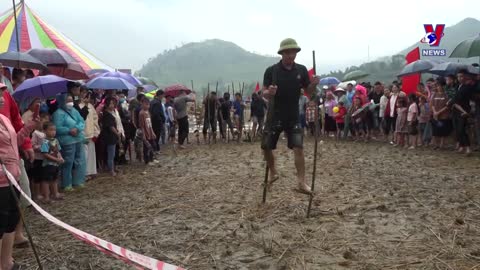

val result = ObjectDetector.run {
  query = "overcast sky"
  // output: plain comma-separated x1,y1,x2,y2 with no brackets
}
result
2,0,479,73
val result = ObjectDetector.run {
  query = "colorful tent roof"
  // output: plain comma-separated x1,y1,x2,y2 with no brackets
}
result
0,2,113,72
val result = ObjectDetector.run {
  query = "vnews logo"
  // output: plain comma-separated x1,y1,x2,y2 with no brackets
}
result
420,24,446,56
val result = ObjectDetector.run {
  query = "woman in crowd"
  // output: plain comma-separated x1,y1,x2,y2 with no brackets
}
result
384,83,403,144
395,97,408,147
52,93,86,191
0,84,36,270
100,97,120,176
431,77,452,149
323,91,337,137
79,89,100,180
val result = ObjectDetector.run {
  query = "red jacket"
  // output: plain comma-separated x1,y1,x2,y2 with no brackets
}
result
335,106,347,124
0,91,32,150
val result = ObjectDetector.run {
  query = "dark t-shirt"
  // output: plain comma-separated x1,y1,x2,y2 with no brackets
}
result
263,61,310,123
368,91,382,104
251,98,267,118
221,100,232,120
453,84,474,113
101,111,118,145
204,98,218,120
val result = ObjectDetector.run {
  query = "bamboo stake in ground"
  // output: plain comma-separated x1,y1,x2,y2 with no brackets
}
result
206,83,211,144
307,50,319,218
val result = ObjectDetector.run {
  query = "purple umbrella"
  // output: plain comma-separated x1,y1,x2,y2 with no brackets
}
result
99,71,142,86
12,75,68,102
86,77,136,90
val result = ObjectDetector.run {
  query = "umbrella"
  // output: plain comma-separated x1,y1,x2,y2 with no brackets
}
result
427,62,467,76
449,34,480,58
27,48,77,65
343,70,369,81
319,77,340,85
12,75,68,101
86,77,136,90
99,71,142,86
138,77,158,87
48,63,89,80
0,51,47,71
144,85,162,99
398,60,435,77
164,84,192,98
143,85,158,92
337,80,357,89
86,69,110,76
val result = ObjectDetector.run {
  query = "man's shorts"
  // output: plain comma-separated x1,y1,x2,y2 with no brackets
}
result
261,120,303,150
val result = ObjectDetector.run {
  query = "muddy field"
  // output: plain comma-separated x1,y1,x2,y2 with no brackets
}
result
15,137,480,270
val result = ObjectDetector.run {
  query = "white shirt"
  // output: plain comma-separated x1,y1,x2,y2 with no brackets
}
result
113,109,125,137
379,95,388,117
389,93,398,117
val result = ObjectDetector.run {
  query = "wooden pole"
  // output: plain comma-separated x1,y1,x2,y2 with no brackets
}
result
12,0,20,53
226,85,230,143
307,50,319,218
191,80,197,130
207,83,210,144
262,68,277,203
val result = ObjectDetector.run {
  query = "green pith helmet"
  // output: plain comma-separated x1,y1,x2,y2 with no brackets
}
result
277,38,301,54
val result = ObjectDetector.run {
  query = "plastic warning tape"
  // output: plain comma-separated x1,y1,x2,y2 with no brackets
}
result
2,164,184,270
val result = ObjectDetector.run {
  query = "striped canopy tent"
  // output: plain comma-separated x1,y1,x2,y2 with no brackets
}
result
0,1,113,72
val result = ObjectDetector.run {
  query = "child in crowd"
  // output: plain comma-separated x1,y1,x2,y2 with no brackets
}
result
334,101,347,139
233,93,245,142
138,99,156,164
395,98,408,147
306,101,317,136
30,113,49,201
40,122,64,203
350,97,366,141
407,94,419,149
417,96,431,146
134,129,144,163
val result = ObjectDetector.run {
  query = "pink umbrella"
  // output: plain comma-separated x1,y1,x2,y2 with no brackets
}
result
164,84,192,98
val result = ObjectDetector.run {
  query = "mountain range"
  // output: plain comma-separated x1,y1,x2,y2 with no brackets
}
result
139,18,480,94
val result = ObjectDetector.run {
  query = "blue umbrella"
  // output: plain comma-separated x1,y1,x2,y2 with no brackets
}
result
320,77,340,85
12,75,68,102
99,71,142,86
86,68,110,76
86,77,136,90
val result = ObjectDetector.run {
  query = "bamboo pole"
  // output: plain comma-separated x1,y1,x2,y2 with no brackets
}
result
307,50,319,218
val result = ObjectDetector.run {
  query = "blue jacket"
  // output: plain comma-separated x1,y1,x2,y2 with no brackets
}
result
52,94,85,146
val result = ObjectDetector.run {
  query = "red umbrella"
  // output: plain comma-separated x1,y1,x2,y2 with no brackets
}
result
48,63,89,80
164,84,192,97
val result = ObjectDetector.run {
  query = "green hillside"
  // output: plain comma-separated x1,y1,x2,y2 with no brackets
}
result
319,18,480,83
138,39,279,95
139,18,480,93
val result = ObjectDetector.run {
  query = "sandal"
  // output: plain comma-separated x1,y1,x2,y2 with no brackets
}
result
52,194,64,201
292,188,314,195
13,239,29,248
267,174,280,186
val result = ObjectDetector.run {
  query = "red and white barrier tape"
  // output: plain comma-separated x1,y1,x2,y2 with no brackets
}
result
2,164,184,270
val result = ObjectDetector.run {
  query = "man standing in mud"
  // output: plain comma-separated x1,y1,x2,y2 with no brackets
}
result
262,38,319,194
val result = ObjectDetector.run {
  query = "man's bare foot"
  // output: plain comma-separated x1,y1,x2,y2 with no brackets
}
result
293,182,313,195
267,174,279,186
